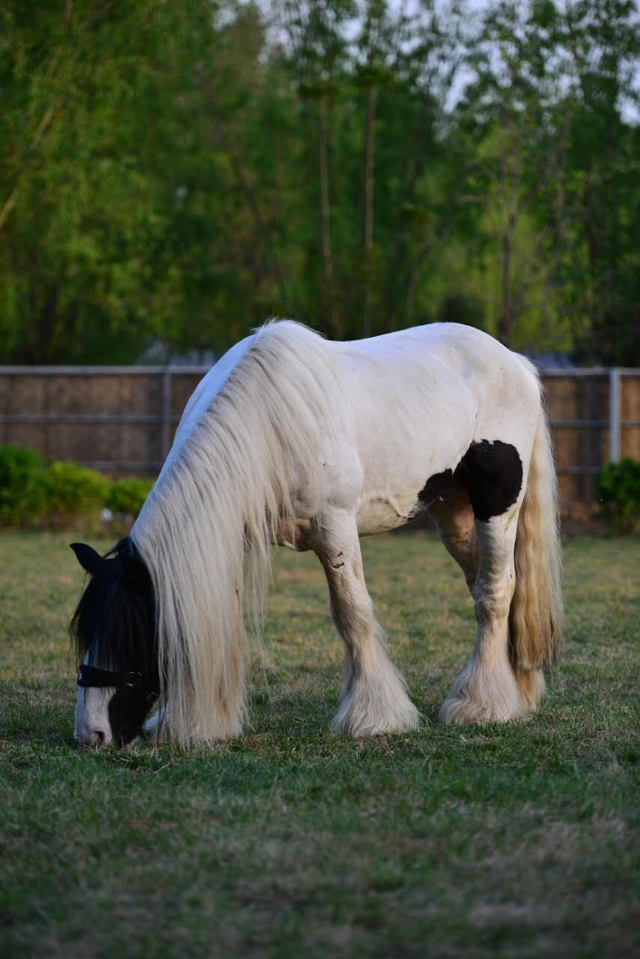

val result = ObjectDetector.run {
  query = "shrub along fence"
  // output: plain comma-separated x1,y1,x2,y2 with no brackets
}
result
0,443,153,529
0,365,639,511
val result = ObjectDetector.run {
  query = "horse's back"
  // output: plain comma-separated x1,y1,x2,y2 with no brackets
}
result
337,323,536,399
330,322,539,454
310,324,542,530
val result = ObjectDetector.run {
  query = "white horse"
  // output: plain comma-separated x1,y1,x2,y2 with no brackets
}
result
71,321,562,747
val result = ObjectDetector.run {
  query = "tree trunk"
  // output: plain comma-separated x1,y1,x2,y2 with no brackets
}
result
318,96,337,335
497,231,512,346
497,177,518,347
363,84,377,338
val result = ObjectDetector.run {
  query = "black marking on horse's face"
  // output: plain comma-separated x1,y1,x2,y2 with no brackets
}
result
418,440,523,522
108,687,158,746
70,536,159,744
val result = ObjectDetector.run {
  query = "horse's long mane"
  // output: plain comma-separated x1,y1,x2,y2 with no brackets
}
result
131,321,337,745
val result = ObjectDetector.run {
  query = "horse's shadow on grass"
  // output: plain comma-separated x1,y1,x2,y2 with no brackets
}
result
6,683,445,757
246,686,443,744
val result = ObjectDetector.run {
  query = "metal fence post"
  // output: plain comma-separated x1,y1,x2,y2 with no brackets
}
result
161,369,172,461
609,368,621,463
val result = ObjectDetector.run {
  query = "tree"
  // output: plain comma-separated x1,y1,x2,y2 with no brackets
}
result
454,0,639,359
556,0,640,363
0,0,637,363
0,1,197,361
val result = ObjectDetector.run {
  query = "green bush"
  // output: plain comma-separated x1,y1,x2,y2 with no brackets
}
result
596,459,640,533
0,444,48,526
0,444,143,527
42,460,111,521
106,478,153,517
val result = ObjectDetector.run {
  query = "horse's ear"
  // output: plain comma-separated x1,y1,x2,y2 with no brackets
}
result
70,543,105,576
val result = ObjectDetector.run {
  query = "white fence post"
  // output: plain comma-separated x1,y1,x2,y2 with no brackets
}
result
609,368,621,463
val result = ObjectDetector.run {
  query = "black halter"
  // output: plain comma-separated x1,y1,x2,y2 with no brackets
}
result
77,663,144,690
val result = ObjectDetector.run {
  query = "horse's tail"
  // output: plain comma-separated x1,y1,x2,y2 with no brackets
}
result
509,383,563,708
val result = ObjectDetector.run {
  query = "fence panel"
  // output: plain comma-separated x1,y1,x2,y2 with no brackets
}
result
0,365,638,509
620,371,640,461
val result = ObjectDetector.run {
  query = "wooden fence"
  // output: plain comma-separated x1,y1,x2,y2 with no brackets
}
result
0,365,638,509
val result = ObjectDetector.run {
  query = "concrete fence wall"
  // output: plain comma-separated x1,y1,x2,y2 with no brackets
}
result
0,366,639,508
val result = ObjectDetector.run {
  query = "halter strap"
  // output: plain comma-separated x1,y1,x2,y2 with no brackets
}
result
77,664,143,689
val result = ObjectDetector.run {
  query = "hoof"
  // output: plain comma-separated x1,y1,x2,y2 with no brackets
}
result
332,685,420,738
439,661,529,725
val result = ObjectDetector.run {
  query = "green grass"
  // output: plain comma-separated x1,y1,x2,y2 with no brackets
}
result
1,532,639,958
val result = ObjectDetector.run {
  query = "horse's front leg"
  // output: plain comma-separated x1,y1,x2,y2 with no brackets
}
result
314,508,420,737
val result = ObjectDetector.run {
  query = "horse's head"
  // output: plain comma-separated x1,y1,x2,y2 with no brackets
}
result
70,537,158,747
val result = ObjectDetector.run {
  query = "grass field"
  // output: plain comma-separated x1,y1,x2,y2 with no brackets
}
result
1,531,639,958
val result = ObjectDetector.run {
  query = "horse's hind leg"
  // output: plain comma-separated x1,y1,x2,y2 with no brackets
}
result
439,494,528,725
429,476,545,719
427,479,478,590
314,508,420,737
427,439,536,723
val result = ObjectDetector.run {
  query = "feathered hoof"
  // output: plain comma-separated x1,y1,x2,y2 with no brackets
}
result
332,686,420,738
439,668,530,726
439,696,523,725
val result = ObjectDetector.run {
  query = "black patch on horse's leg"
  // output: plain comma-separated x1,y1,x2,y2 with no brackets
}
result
417,440,523,523
417,468,454,509
456,440,523,522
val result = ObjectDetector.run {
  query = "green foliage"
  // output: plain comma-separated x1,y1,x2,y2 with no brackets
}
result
0,445,113,526
596,459,640,533
106,478,153,517
41,460,110,521
0,0,638,361
439,292,485,330
0,444,48,525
